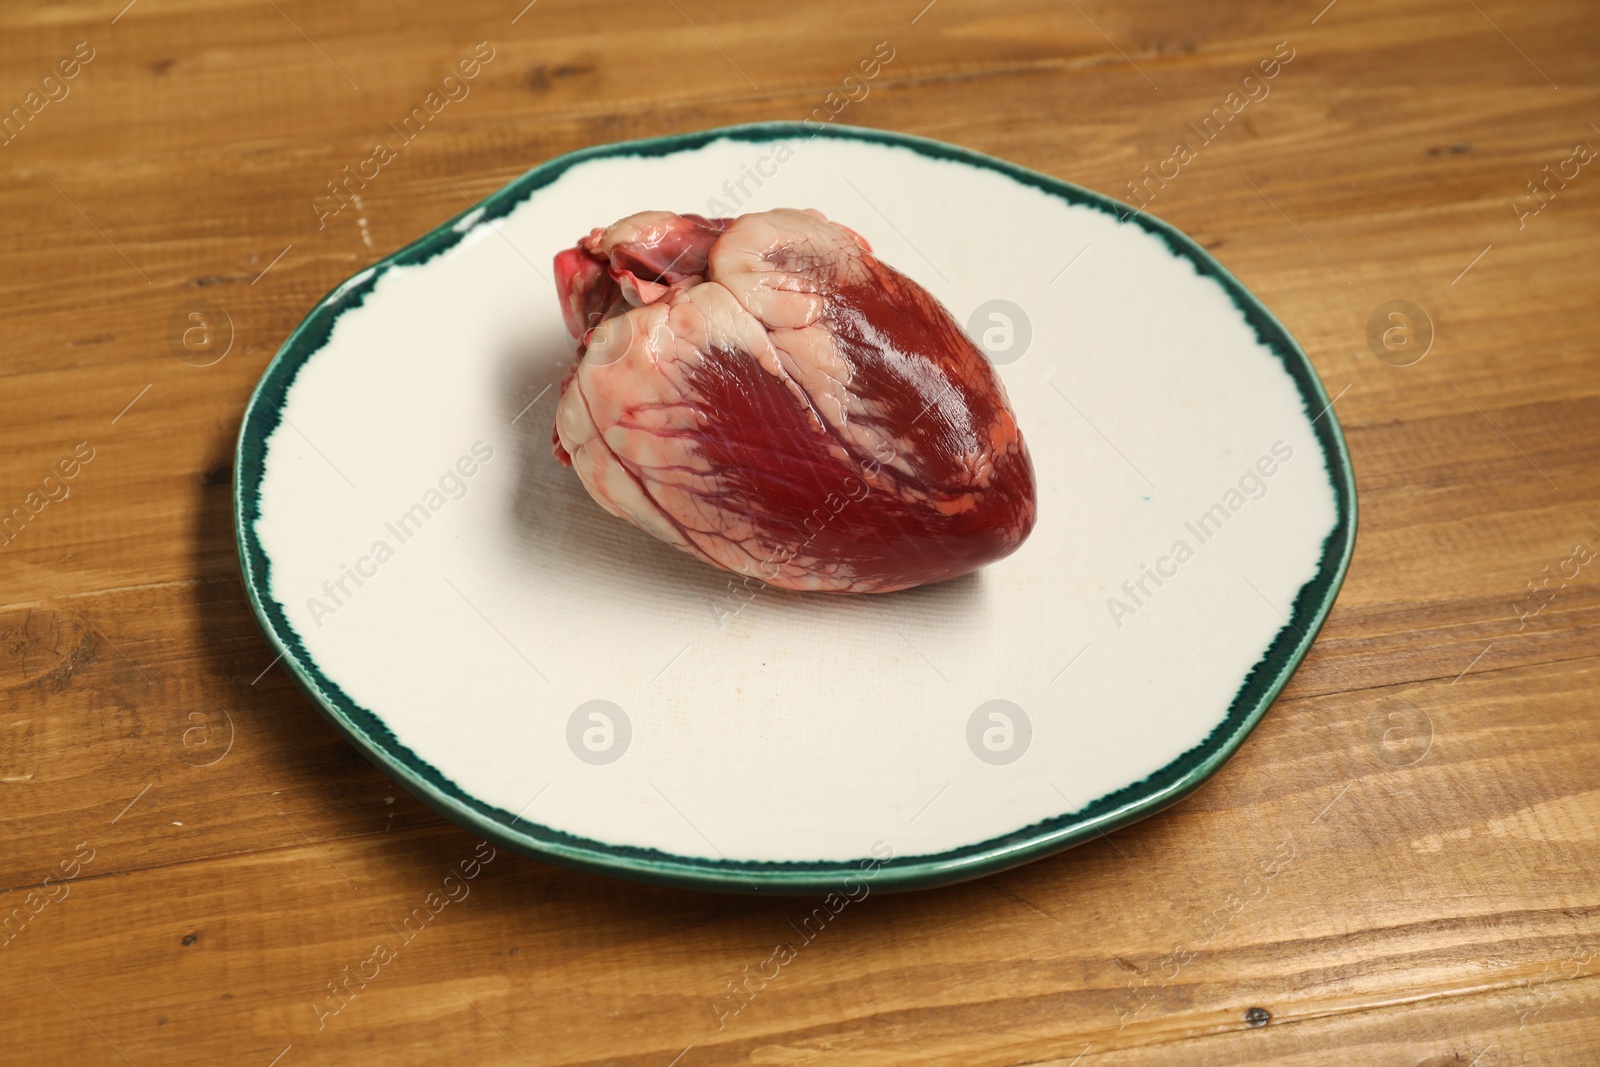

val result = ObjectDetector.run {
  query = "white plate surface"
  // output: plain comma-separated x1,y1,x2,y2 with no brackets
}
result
246,128,1346,882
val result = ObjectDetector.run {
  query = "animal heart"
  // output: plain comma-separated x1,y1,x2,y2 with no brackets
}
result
550,208,1036,594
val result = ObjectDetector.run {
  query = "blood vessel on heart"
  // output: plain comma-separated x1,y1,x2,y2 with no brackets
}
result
550,208,1036,594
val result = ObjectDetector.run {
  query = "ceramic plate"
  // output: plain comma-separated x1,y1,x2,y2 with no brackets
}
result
236,122,1355,893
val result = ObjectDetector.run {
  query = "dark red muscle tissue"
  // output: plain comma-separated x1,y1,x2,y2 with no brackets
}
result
549,208,1036,594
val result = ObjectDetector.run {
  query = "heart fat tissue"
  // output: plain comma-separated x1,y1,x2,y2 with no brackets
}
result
550,208,1037,594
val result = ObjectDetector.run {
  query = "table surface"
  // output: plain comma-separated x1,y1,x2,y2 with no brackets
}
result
4,0,1598,1064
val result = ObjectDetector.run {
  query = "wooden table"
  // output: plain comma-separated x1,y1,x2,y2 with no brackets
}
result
4,0,1598,1063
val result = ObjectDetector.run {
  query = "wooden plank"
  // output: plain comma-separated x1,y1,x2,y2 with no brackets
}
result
2,0,1598,1062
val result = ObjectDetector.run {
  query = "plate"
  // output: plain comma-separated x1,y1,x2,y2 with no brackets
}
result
235,122,1355,893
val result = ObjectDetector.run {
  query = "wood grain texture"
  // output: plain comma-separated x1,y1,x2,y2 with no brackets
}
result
2,0,1598,1063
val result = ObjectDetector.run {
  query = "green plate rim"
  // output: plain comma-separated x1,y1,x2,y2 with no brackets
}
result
233,120,1358,895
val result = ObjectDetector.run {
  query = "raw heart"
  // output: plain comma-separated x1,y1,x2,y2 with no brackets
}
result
551,207,1037,594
